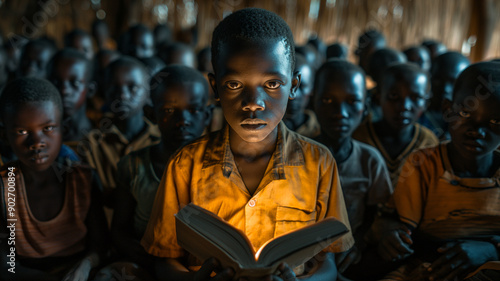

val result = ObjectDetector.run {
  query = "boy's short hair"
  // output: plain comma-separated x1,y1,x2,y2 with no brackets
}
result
380,63,430,93
104,56,148,86
356,29,386,53
150,65,208,104
48,48,93,80
430,51,470,76
314,59,366,102
64,28,91,47
211,8,295,72
0,77,62,122
452,61,500,100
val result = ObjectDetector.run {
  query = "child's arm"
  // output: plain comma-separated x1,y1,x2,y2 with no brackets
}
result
62,173,109,281
427,239,499,281
154,257,234,281
110,185,155,267
368,215,414,262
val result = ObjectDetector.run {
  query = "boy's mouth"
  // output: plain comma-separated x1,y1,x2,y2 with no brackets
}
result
30,153,49,164
240,118,267,130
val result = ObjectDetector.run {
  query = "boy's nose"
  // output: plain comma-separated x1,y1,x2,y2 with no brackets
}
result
28,133,47,150
401,97,413,111
175,110,192,127
242,88,265,111
119,86,131,100
331,102,349,119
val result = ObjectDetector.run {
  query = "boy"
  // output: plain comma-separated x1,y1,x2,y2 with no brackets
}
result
82,56,160,207
283,54,320,138
104,65,212,279
314,59,393,276
421,40,447,60
18,39,56,79
376,62,500,281
355,29,386,76
120,24,155,60
47,48,94,150
141,8,354,281
353,63,439,188
0,78,108,280
403,46,431,72
419,51,470,139
64,29,95,61
158,42,196,68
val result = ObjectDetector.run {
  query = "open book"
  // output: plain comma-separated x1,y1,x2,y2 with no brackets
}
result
175,203,349,279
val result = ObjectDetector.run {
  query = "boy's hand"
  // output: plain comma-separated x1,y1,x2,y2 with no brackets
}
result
194,258,234,281
377,224,413,262
335,245,362,273
263,262,297,281
62,258,92,281
427,240,499,281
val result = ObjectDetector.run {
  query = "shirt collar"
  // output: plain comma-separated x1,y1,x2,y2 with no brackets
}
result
202,122,305,179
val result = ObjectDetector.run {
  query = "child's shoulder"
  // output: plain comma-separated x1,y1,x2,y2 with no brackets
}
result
351,139,386,163
170,130,218,163
415,123,440,147
283,126,334,162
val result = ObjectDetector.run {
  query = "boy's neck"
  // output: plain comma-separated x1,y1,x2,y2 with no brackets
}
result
324,135,353,164
229,127,278,160
20,163,58,185
284,113,306,131
376,119,414,143
63,106,92,141
114,112,145,141
447,143,498,178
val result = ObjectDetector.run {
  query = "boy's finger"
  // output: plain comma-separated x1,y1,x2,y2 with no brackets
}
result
278,263,296,281
196,258,219,279
428,249,459,274
397,229,413,245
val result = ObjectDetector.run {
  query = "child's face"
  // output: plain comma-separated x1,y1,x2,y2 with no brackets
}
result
131,32,154,59
285,62,313,119
49,57,88,118
446,85,500,160
210,39,299,143
20,45,52,78
105,65,148,117
406,48,430,72
72,35,94,60
154,81,209,148
4,101,62,172
381,72,428,130
315,70,366,141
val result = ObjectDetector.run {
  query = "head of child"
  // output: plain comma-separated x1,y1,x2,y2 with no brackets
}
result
47,48,92,119
209,8,299,144
314,59,366,146
368,48,407,86
284,54,313,127
19,39,56,78
159,42,195,68
326,43,348,60
0,78,63,172
444,62,500,161
92,19,110,49
127,24,155,59
429,51,470,112
104,56,149,120
403,46,431,72
149,65,211,149
379,63,430,132
64,29,94,61
355,29,386,73
421,40,447,60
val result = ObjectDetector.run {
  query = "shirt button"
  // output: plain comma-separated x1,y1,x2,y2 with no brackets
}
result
248,199,256,207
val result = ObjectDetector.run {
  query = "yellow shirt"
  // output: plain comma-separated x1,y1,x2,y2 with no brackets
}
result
141,123,354,258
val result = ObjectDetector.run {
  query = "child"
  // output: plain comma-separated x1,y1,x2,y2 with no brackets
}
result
421,39,447,60
353,63,439,189
0,77,108,280
355,29,386,75
18,39,56,79
158,42,195,68
92,19,116,51
314,59,393,276
64,29,95,61
47,48,94,150
283,53,321,138
120,24,155,60
141,8,354,281
419,51,470,139
376,61,500,281
327,43,349,60
82,56,160,207
403,46,431,72
103,65,212,280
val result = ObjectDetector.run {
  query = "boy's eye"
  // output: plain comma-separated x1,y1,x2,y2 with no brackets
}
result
43,126,55,132
164,108,175,114
490,119,500,125
190,107,203,114
265,81,282,89
458,110,471,118
17,130,28,135
322,98,333,104
129,85,140,92
71,80,82,88
225,81,242,90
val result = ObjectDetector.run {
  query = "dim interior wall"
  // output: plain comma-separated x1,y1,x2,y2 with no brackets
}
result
0,0,499,62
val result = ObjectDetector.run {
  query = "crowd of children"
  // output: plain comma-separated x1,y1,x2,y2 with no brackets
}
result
0,7,499,281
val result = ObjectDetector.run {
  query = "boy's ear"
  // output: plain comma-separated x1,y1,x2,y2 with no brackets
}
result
289,71,301,100
208,73,219,101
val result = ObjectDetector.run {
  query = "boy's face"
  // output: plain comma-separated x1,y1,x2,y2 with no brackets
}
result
210,39,299,143
20,46,52,78
315,70,366,141
446,84,500,160
4,101,62,172
48,57,88,118
72,35,94,60
106,65,148,118
406,48,430,72
131,32,154,59
381,72,428,131
153,81,209,148
285,62,313,119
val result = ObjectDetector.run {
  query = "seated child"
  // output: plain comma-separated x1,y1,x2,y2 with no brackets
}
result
120,24,155,59
64,29,95,61
0,77,108,280
327,43,349,60
419,51,470,139
283,53,320,138
47,48,94,151
376,61,500,281
353,63,439,188
403,45,431,72
421,39,447,60
141,8,354,281
314,59,393,276
82,56,160,207
355,29,386,75
18,38,56,79
101,65,212,280
158,42,195,68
